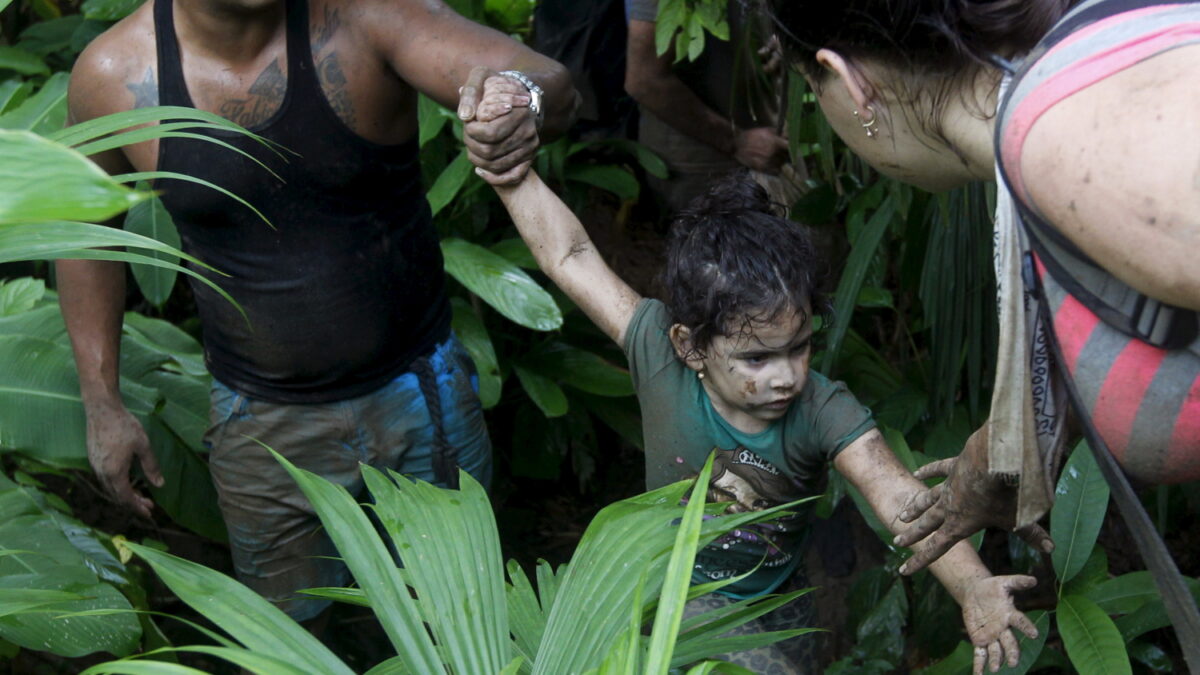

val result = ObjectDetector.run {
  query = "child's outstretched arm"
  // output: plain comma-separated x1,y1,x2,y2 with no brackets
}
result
482,169,643,346
834,429,1038,675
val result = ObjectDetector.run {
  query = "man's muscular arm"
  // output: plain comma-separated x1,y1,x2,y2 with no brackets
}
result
59,19,163,519
360,0,578,181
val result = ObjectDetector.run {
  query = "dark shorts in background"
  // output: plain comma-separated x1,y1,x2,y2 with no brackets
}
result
203,334,492,621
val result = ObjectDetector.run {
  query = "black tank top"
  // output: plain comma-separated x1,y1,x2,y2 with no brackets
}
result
154,0,450,403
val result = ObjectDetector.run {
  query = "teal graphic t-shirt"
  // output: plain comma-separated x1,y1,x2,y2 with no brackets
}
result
624,299,875,597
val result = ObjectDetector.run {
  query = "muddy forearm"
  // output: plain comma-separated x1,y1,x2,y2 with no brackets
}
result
57,258,127,408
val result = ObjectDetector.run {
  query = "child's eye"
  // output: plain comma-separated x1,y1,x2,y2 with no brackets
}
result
742,354,767,365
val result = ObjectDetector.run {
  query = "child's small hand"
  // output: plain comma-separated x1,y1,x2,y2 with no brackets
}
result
961,574,1039,674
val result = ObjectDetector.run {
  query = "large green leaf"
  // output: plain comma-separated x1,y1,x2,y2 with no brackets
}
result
531,480,796,674
366,467,512,675
1086,572,1161,615
441,237,562,331
0,334,156,463
125,542,354,674
450,296,501,409
81,0,147,21
124,193,180,307
489,237,538,270
0,78,34,114
572,139,667,180
515,365,568,418
0,516,140,657
122,312,207,377
427,149,474,217
1057,594,1131,675
0,46,49,75
821,190,895,373
0,71,68,133
644,454,715,673
1051,441,1110,584
564,164,639,201
270,453,443,673
0,277,46,316
1113,575,1200,642
0,130,147,224
523,342,634,397
417,94,452,148
0,305,221,540
506,559,547,664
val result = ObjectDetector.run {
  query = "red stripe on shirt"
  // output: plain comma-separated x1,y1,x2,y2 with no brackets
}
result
1091,340,1167,462
1167,377,1200,483
1051,290,1100,376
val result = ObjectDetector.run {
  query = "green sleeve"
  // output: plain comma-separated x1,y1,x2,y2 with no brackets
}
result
818,379,876,461
622,298,676,391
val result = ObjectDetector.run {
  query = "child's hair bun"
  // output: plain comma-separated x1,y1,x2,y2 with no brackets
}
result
673,173,781,232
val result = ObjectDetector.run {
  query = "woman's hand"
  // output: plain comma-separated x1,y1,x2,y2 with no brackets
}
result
893,425,1054,575
961,575,1039,674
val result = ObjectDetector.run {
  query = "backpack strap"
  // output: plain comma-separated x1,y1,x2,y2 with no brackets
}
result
1025,253,1200,672
1017,203,1198,349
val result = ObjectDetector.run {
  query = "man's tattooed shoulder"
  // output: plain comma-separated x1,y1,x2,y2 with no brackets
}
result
126,67,158,108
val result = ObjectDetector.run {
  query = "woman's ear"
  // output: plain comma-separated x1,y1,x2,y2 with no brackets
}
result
668,324,704,373
815,48,875,113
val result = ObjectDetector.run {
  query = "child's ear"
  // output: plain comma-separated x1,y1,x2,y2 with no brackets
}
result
668,324,704,373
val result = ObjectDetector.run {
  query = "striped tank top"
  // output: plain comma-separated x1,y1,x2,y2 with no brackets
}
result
996,0,1200,484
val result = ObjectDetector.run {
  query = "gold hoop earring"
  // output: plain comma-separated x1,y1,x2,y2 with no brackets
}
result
853,106,878,138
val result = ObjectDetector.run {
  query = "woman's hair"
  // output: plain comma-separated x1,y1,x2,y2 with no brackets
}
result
768,0,1072,77
664,173,826,357
765,0,1074,136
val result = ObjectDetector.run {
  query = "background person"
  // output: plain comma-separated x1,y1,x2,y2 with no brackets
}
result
624,0,801,214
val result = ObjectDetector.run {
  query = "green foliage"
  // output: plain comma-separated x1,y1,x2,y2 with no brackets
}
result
0,280,223,540
441,237,563,332
654,0,730,62
1051,442,1111,585
0,471,143,659
85,452,813,674
1057,595,1132,675
123,191,180,309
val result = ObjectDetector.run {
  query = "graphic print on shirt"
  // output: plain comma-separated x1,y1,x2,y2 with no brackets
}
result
692,446,807,585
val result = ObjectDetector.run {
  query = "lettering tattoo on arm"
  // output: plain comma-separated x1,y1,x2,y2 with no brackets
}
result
126,68,159,108
218,59,287,128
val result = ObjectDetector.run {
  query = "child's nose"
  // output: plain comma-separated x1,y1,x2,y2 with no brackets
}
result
770,365,796,390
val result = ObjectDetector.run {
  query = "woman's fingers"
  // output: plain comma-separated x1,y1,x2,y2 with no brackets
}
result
1016,521,1056,554
913,456,956,480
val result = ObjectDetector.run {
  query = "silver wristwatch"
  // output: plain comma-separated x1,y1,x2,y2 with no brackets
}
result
498,70,544,130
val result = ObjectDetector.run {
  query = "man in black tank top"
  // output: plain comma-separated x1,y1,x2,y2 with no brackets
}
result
58,0,577,623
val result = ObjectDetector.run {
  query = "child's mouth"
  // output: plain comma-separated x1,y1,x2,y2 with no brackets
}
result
763,398,793,410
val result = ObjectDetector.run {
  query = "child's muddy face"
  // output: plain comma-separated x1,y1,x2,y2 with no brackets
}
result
697,307,812,434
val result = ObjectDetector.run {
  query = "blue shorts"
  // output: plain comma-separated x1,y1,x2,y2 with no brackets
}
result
203,334,492,621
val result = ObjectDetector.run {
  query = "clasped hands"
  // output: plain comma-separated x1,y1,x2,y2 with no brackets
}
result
457,66,539,185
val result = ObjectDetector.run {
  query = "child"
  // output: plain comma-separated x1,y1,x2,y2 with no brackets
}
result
471,87,1036,675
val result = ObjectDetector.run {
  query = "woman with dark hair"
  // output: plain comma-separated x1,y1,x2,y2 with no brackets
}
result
767,0,1200,580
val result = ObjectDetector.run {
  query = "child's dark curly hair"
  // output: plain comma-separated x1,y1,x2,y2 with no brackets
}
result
663,172,827,358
